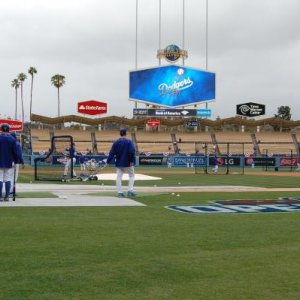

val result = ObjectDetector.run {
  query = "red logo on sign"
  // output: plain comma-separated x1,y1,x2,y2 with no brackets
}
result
77,100,107,115
147,119,160,127
0,119,23,131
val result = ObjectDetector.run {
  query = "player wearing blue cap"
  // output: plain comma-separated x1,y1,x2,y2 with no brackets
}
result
0,124,18,201
106,129,137,197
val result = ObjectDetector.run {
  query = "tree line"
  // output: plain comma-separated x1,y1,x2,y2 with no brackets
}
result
11,68,65,123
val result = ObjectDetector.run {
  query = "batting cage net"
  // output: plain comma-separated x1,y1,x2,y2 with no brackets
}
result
194,142,245,175
34,135,75,181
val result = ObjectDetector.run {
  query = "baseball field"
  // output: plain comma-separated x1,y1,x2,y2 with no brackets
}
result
1,166,300,299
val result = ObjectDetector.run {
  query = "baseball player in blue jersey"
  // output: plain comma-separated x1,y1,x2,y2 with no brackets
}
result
63,142,77,177
0,124,18,201
106,129,136,197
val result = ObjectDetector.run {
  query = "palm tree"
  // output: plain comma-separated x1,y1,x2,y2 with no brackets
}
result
51,74,66,117
11,78,20,120
18,73,27,123
28,66,37,120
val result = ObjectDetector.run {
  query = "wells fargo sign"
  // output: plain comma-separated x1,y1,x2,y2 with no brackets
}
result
0,119,23,131
77,100,107,115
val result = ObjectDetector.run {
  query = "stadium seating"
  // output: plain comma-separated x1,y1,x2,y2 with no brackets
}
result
31,129,299,155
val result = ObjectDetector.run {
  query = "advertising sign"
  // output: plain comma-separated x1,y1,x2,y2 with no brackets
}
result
139,156,166,165
0,119,23,131
245,157,275,166
173,156,207,167
187,120,198,127
133,108,212,117
236,102,265,117
129,65,215,107
147,119,161,127
77,100,107,115
157,44,188,63
196,109,211,117
280,157,300,167
209,156,240,166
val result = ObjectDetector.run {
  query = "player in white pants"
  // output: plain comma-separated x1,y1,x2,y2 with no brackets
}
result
63,142,77,177
116,166,135,195
64,157,76,176
106,129,136,197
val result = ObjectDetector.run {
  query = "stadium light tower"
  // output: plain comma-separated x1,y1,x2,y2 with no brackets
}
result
182,0,185,66
159,0,162,66
206,0,209,71
205,0,209,109
135,0,139,109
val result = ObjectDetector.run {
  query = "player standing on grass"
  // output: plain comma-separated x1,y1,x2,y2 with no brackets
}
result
0,124,18,201
106,129,137,197
63,142,77,177
212,155,219,174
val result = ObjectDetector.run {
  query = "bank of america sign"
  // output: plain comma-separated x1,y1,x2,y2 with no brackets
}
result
133,108,211,117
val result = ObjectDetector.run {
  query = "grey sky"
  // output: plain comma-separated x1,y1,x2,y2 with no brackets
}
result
1,0,299,121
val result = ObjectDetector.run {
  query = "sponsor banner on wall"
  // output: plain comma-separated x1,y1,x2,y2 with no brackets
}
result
280,157,300,167
139,156,166,165
245,157,276,166
173,156,207,167
209,156,240,166
34,155,109,166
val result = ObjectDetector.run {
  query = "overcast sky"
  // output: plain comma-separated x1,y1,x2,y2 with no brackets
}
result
1,0,299,121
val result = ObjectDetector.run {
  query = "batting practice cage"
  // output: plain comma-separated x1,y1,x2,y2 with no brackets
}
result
34,135,75,181
194,142,245,175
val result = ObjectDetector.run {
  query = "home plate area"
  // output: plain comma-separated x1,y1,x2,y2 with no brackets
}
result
1,194,146,207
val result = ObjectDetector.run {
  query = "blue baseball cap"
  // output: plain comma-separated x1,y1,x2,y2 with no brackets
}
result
120,129,127,136
1,123,10,132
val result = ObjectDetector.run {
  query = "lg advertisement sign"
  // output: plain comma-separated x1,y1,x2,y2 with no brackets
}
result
236,102,265,117
77,100,107,115
129,65,215,107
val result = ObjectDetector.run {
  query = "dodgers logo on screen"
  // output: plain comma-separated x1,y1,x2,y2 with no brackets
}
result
158,69,193,96
129,65,215,108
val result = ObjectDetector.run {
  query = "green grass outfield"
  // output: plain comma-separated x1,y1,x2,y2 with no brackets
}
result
19,165,300,188
1,169,300,299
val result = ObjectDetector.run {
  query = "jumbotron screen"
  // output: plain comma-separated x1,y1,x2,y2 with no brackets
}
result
129,65,215,107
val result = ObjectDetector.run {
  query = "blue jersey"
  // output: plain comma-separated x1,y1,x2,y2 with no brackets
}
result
16,142,24,164
66,146,77,159
0,134,18,168
107,137,135,167
79,155,85,164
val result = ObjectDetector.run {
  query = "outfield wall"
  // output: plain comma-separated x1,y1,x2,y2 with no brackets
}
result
31,153,300,170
